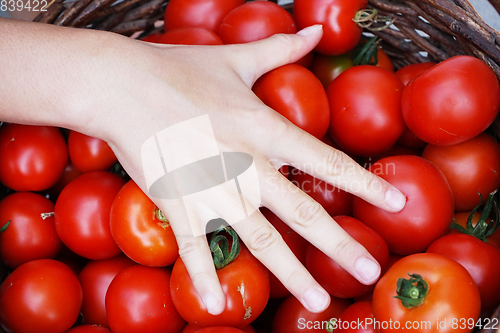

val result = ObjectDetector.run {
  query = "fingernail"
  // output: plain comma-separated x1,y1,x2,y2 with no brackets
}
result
385,188,406,211
297,24,323,37
303,288,329,313
202,292,220,315
355,257,381,284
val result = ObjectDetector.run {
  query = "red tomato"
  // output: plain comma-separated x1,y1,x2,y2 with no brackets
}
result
449,211,500,250
272,294,350,333
68,131,117,173
336,300,379,332
171,244,270,328
427,233,500,316
395,62,436,85
0,259,82,333
140,32,163,43
219,1,296,44
306,216,389,298
0,124,68,191
289,170,353,217
66,326,112,333
421,132,500,211
394,62,436,149
310,53,354,89
253,64,330,139
105,265,185,333
55,171,125,260
372,253,480,333
0,192,61,268
46,161,82,199
261,208,308,299
374,48,393,72
157,27,223,45
183,324,255,333
195,328,246,333
164,0,245,33
352,156,454,255
358,144,422,169
327,65,405,156
293,0,368,55
110,180,179,267
402,55,500,145
78,255,136,327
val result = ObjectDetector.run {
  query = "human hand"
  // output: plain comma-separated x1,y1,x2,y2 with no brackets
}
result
43,24,406,315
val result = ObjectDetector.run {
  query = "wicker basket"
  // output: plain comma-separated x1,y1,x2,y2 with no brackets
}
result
33,0,500,77
31,0,500,330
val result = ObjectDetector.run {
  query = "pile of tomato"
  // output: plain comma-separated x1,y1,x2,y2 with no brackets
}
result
1,0,500,332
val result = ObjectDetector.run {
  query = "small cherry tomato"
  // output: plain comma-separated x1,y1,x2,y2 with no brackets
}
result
0,259,82,333
157,27,223,45
253,64,330,139
219,0,296,44
68,131,117,174
0,192,61,268
0,124,68,191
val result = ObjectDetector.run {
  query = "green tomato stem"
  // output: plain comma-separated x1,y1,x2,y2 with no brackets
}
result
393,273,429,309
209,226,240,269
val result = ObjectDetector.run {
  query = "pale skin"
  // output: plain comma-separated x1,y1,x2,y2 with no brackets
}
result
0,18,406,314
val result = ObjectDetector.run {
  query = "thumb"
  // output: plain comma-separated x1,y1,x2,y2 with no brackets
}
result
228,25,323,86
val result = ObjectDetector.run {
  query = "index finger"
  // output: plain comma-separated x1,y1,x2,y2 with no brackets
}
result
271,125,406,212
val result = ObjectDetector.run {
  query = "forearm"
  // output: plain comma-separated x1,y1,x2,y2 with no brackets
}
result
0,18,142,134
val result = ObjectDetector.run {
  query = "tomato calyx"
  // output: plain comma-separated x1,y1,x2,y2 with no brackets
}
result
353,9,395,32
352,36,379,66
0,220,9,232
450,192,499,242
210,226,241,269
394,273,429,309
155,208,170,228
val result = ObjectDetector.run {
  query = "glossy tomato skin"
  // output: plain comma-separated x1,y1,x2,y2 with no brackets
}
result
171,244,270,328
110,180,179,267
395,62,436,86
289,170,353,217
105,265,185,333
336,300,379,332
0,259,83,333
426,234,500,316
310,53,354,88
0,124,68,191
394,62,436,149
195,328,246,333
306,216,389,298
421,132,500,211
140,32,163,43
46,161,82,199
402,55,500,145
55,171,125,260
294,0,368,55
352,156,453,255
164,0,245,33
78,255,136,327
66,326,112,333
372,253,480,333
253,64,330,139
157,27,223,45
327,65,405,157
68,131,117,174
183,324,255,333
219,1,296,44
261,208,308,299
272,294,350,333
0,192,62,268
